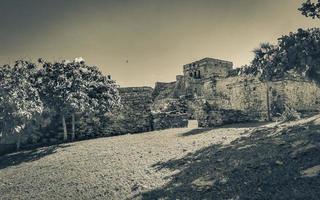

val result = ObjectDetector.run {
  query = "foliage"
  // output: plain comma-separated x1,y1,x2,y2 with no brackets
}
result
0,61,43,135
0,57,120,146
236,1,320,80
299,0,320,19
251,42,285,80
278,28,320,81
36,59,89,114
82,65,121,115
239,28,320,82
34,58,120,140
36,58,120,115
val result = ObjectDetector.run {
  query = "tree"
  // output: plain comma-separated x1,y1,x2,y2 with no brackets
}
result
278,28,320,81
252,42,284,80
36,58,120,141
64,60,120,140
85,65,120,115
36,59,89,141
77,64,121,138
248,28,320,83
0,61,43,150
299,0,320,19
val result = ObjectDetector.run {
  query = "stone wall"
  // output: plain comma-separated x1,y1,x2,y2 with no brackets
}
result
107,87,154,134
278,79,320,112
152,112,188,130
152,98,187,113
153,82,177,100
110,87,190,133
214,76,320,120
214,76,269,121
108,86,190,133
198,109,251,127
194,75,320,126
152,97,189,130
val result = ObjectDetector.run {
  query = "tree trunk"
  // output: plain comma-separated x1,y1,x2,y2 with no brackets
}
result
62,114,68,141
266,82,271,121
71,113,75,141
16,134,21,151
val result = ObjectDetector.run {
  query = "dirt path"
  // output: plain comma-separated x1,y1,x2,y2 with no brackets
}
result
0,118,319,200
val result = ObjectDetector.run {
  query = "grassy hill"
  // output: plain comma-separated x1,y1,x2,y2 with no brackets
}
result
0,117,319,200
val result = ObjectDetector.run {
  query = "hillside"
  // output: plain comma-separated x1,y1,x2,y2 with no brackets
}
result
0,118,319,200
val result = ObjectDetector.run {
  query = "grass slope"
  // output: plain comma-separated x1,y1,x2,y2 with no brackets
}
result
0,118,319,200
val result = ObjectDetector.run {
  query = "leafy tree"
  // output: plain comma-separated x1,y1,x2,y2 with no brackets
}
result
65,62,120,140
0,61,43,150
251,42,293,81
84,65,121,115
278,28,320,80
299,0,320,19
36,58,120,141
247,28,320,82
36,59,88,141
251,43,284,80
75,64,121,139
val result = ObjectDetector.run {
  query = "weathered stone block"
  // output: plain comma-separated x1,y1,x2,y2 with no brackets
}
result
152,112,188,130
198,109,251,127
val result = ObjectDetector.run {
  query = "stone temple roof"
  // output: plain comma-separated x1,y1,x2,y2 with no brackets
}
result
183,57,233,69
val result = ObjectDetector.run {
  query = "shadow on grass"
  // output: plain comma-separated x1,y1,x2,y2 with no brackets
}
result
140,120,320,200
181,128,215,136
220,121,273,129
180,121,273,137
0,144,72,170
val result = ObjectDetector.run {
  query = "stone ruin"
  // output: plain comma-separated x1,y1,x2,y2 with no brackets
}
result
114,57,320,131
107,87,189,133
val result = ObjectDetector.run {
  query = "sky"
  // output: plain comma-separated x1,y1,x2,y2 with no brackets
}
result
0,0,319,87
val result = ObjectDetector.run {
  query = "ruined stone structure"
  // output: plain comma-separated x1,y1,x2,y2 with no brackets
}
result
116,57,320,131
183,57,233,79
108,87,154,134
108,87,188,133
152,57,320,127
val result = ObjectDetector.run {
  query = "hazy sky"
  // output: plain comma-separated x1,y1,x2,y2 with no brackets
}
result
0,0,319,87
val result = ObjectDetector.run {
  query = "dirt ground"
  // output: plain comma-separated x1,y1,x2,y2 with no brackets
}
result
0,118,319,200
